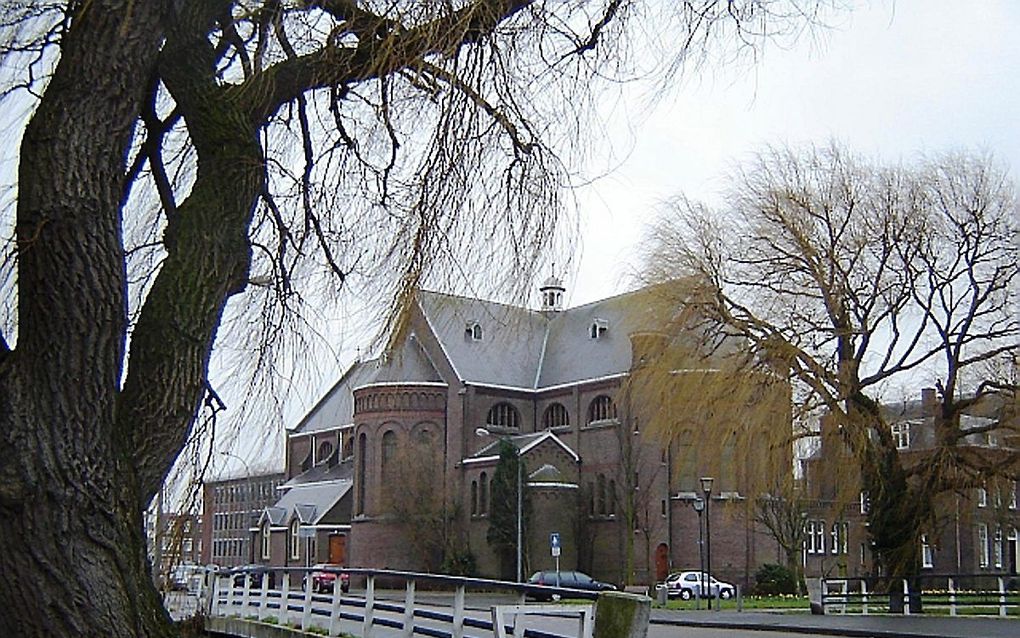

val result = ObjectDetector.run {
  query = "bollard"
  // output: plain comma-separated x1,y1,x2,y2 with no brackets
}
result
593,591,651,638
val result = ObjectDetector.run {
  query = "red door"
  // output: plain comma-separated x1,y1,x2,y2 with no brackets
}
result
329,534,347,565
655,543,669,582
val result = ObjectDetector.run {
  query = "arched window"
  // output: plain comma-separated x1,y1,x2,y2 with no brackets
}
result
416,427,433,447
356,433,367,515
587,395,617,424
480,471,489,514
471,480,478,515
261,520,271,560
290,519,301,560
543,403,570,429
317,440,334,465
486,403,520,430
381,430,398,481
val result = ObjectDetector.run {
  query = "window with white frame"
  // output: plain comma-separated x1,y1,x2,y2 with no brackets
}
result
1010,482,1017,510
805,520,826,554
860,491,871,515
921,534,933,568
465,321,483,341
290,519,301,560
977,523,989,568
977,485,987,508
993,528,1003,569
891,422,910,450
261,520,271,560
830,521,849,555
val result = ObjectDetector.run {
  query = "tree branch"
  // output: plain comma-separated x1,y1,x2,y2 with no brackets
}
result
244,0,534,123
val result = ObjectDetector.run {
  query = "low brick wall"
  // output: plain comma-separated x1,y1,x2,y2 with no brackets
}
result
205,616,320,638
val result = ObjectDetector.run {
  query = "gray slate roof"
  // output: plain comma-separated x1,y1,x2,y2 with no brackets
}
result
292,333,443,434
418,288,678,390
418,291,549,389
261,478,351,526
292,283,718,434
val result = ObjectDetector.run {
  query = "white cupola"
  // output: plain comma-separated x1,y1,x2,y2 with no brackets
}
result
539,274,565,312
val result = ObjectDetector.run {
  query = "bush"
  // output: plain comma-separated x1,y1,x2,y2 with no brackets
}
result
754,564,798,595
440,548,477,576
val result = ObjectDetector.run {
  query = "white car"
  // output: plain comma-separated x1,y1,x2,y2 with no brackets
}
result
658,571,735,600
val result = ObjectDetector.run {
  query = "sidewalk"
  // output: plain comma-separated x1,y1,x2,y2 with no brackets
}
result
651,609,1019,638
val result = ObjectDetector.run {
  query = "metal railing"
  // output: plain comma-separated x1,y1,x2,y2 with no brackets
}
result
206,565,601,638
819,573,1019,616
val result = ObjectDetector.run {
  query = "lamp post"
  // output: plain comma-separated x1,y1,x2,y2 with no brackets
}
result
476,427,523,582
692,497,705,611
700,476,715,610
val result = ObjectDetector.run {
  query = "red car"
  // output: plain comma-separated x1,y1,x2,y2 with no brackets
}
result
306,564,350,594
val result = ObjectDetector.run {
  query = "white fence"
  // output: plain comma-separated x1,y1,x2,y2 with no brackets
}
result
819,574,1018,616
205,566,603,638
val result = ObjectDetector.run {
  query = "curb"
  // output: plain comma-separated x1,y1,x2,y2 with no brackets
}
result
650,617,949,638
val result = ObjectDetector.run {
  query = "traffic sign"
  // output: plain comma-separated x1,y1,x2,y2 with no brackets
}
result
550,532,560,549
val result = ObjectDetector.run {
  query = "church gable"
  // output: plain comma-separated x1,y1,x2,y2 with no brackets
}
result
520,433,580,485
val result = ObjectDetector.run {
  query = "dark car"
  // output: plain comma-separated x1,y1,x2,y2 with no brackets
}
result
232,564,274,590
527,570,616,600
304,564,350,594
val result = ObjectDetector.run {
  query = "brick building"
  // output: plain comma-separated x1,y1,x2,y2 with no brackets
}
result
256,281,791,589
801,388,1019,579
202,471,285,567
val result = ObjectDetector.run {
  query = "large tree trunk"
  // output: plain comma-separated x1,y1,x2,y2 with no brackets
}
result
0,3,171,637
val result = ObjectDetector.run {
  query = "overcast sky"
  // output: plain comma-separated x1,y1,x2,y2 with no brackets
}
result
569,0,1020,305
213,1,1020,469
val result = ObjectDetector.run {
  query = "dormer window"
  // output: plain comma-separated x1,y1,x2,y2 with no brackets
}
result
316,440,335,465
589,318,608,339
466,321,483,341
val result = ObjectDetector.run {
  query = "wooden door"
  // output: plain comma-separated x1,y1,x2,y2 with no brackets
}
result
655,543,669,582
328,534,347,566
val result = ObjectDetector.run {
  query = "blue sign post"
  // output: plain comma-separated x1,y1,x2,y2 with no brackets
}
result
550,532,561,587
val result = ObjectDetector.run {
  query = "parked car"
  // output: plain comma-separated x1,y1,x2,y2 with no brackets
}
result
304,564,350,594
658,571,735,600
232,564,274,589
527,570,616,600
170,563,202,593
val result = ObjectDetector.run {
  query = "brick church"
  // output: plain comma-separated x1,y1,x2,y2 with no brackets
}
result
254,278,790,589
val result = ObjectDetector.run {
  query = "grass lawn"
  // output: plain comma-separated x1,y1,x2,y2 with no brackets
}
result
658,595,811,612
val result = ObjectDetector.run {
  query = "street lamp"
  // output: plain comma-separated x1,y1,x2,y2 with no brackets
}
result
475,427,523,582
700,476,714,610
692,497,705,611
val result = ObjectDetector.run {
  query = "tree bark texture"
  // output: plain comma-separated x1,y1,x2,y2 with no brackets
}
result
0,1,552,635
0,3,172,637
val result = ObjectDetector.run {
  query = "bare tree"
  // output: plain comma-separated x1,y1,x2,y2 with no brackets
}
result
384,432,456,572
642,143,1019,581
0,2,845,636
754,486,809,593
